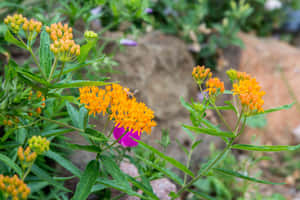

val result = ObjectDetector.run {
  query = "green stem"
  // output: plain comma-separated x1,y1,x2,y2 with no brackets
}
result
101,130,128,152
22,162,34,181
39,116,84,133
211,102,233,132
56,62,66,81
183,136,198,185
174,116,247,199
48,57,58,82
17,35,47,80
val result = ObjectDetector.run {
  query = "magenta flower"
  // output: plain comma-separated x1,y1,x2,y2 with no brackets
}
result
113,125,141,147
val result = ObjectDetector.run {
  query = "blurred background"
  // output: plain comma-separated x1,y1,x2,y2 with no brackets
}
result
1,0,300,199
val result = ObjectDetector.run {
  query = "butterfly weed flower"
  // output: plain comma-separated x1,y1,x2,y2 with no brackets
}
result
17,147,37,165
79,84,156,147
192,65,212,85
0,174,30,200
28,136,50,155
4,14,42,44
232,77,265,114
205,77,225,98
46,22,80,62
4,14,26,33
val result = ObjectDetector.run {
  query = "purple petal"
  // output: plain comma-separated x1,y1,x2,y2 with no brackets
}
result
120,39,137,46
144,8,153,14
113,125,140,147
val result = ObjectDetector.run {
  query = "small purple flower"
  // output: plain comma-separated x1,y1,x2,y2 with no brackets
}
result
197,91,208,103
144,8,153,14
113,125,140,147
120,39,138,46
90,6,102,16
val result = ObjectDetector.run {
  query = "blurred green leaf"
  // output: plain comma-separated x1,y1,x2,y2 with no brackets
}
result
45,150,82,177
213,168,285,185
135,139,195,177
182,125,235,138
232,144,300,152
0,153,22,177
72,160,99,200
4,30,27,50
49,80,112,89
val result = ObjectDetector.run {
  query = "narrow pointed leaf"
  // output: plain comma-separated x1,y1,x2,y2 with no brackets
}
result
251,102,295,116
49,80,113,89
213,168,285,185
45,151,81,177
0,153,22,177
232,144,300,152
182,125,235,138
5,30,27,49
31,165,70,192
72,160,99,200
135,139,194,177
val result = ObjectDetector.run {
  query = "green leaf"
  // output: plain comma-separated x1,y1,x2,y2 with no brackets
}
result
127,176,159,200
4,30,27,49
17,69,48,86
96,178,144,198
136,155,183,186
42,128,73,137
39,29,53,76
66,102,79,128
31,165,70,192
180,96,193,112
188,189,216,200
100,155,129,186
49,80,113,89
67,143,102,153
72,160,99,200
78,40,97,63
192,140,203,150
91,184,107,193
213,168,285,185
135,139,194,177
45,151,82,177
182,124,235,138
0,153,22,177
251,102,295,116
232,144,300,152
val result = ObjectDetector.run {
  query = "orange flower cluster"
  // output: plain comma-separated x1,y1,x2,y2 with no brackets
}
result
4,14,42,38
205,77,225,95
22,18,42,34
79,84,156,134
0,174,30,200
192,65,212,83
4,14,26,33
233,77,265,113
17,147,37,164
46,23,80,61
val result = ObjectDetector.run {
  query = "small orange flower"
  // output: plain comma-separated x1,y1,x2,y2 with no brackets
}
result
233,77,265,113
192,65,212,83
205,77,225,95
